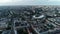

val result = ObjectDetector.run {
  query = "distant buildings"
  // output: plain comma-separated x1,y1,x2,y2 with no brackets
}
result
0,6,60,34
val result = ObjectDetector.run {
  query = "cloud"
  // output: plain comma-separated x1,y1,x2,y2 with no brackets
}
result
0,0,12,3
0,0,60,5
49,0,60,1
0,0,38,5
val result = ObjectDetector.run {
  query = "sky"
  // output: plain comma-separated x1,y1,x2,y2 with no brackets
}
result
0,0,60,5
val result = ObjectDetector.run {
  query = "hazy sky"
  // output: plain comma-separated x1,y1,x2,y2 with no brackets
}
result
0,0,60,5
